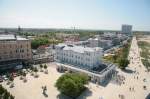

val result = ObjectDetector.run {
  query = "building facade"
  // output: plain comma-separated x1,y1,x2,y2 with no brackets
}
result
88,38,99,48
55,43,103,69
0,35,32,69
88,37,113,50
122,24,132,34
56,33,79,42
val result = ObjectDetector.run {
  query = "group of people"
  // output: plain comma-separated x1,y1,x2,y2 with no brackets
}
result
115,75,125,85
42,85,48,97
129,87,135,92
118,94,125,99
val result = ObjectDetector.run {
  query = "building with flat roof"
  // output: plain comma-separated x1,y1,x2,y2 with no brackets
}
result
0,34,32,70
55,43,103,69
56,43,117,85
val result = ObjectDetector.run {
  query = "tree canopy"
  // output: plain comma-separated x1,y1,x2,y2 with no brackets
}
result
31,37,63,49
118,58,129,70
0,85,15,99
31,38,49,49
55,73,89,98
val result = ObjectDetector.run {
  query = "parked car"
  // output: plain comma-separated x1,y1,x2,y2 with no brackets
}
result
0,76,3,82
2,75,8,81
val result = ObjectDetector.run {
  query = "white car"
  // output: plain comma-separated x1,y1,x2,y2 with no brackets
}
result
2,75,8,81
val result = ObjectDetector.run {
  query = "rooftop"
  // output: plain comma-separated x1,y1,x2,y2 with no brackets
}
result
0,34,28,41
56,43,102,53
17,36,28,40
0,35,15,40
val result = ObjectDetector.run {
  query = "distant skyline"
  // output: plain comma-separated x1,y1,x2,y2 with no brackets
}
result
0,0,150,31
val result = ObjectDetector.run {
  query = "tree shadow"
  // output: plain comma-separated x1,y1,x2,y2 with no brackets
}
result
122,68,134,73
56,88,92,99
77,88,92,99
56,93,72,99
43,91,48,98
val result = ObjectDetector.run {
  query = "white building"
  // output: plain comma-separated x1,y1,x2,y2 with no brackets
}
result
103,32,117,38
55,43,103,69
88,37,113,50
98,39,113,49
122,24,132,34
88,38,99,47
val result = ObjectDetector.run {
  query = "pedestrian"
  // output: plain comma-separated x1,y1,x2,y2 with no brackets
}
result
129,87,131,91
119,94,120,98
132,87,134,91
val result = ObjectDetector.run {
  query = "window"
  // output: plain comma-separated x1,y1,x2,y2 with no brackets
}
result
10,51,12,54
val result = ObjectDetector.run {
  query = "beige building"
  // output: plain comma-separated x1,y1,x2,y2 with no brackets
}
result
56,33,79,42
0,35,32,69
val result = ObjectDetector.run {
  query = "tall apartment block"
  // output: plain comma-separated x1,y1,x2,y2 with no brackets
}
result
121,24,132,35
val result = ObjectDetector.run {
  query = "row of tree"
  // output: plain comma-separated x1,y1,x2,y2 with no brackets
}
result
0,85,15,99
31,37,63,49
109,40,131,70
118,41,131,70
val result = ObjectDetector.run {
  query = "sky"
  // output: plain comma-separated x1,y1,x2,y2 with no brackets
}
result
0,0,150,31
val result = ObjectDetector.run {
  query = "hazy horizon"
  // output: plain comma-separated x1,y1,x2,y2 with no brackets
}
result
0,0,150,31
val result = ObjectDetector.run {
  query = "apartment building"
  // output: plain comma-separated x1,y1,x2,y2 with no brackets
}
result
0,34,32,69
122,24,132,35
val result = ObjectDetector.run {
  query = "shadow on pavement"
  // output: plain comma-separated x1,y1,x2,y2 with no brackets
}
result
77,88,92,99
123,68,134,73
56,93,72,99
56,88,92,99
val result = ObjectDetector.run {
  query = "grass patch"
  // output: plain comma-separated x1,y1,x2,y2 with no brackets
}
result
138,41,150,69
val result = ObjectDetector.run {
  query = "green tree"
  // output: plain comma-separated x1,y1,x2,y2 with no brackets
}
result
31,38,49,49
0,85,15,99
34,67,38,73
22,72,26,77
40,64,43,68
44,64,47,69
10,95,15,99
113,55,117,62
118,58,129,70
55,73,89,98
9,76,14,82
